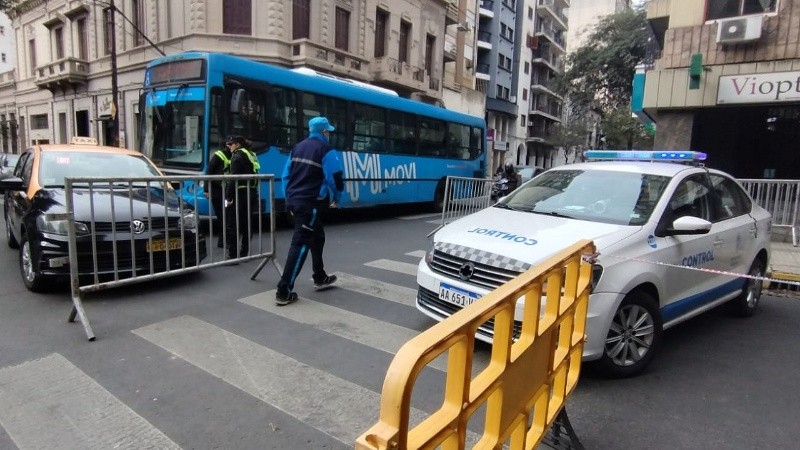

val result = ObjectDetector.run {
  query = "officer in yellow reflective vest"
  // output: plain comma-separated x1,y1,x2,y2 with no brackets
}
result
223,135,260,259
203,143,232,248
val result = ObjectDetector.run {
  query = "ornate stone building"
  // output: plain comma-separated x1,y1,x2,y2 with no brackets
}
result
0,0,484,152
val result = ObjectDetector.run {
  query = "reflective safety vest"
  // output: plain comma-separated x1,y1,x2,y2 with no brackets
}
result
238,147,260,189
213,150,231,174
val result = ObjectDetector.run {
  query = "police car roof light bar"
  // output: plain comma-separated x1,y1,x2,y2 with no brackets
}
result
583,150,707,162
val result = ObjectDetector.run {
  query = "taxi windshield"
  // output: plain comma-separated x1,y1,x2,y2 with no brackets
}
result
501,169,671,226
39,151,162,187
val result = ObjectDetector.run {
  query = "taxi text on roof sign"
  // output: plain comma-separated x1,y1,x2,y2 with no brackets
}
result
583,150,707,162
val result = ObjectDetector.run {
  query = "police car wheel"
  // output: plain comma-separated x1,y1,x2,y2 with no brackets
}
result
595,291,663,378
729,258,765,317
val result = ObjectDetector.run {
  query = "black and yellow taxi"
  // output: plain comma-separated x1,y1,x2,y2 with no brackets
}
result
1,137,206,291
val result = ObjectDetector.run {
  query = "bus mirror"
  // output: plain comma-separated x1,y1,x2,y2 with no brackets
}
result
230,88,246,113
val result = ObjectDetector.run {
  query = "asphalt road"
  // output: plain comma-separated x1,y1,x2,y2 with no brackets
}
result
0,204,798,449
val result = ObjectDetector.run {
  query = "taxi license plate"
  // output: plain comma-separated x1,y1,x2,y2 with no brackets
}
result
439,282,480,307
146,239,182,252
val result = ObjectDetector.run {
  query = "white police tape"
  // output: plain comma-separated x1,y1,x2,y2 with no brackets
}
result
598,253,800,288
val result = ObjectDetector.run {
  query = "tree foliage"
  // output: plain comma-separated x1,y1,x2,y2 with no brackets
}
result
558,8,652,114
0,0,18,13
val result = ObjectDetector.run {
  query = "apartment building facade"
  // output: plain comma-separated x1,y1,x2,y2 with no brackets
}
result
476,0,568,172
0,0,484,154
643,0,799,179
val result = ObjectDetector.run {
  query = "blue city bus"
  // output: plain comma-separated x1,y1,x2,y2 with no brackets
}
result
138,52,487,217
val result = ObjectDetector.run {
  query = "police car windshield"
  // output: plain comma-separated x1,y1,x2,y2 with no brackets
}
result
502,169,671,226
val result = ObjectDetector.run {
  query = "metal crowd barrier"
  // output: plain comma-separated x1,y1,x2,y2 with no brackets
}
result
63,174,281,340
431,176,494,237
738,179,800,246
356,240,595,449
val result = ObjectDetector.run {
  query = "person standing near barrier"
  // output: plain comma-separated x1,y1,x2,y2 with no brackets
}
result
275,117,344,306
224,135,259,260
203,143,232,248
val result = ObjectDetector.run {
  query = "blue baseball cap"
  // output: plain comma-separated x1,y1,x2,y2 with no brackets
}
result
309,116,335,133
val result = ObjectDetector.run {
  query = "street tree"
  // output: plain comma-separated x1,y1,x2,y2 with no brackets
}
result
556,7,655,149
0,1,18,12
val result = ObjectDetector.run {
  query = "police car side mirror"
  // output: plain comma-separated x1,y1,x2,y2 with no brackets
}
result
666,216,712,236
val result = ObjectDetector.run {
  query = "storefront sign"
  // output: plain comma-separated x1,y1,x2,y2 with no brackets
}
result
718,71,800,104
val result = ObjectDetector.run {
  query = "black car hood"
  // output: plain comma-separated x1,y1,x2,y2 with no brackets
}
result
36,186,189,222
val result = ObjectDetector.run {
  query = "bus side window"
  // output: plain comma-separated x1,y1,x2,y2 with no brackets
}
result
352,102,386,153
418,117,446,157
448,123,472,159
268,87,299,150
469,127,483,159
389,111,417,155
301,92,349,149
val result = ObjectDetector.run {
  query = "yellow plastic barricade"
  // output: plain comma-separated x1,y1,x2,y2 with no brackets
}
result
356,240,595,450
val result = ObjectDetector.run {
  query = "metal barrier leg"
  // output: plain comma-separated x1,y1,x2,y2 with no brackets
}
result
250,255,283,281
68,296,96,341
541,408,585,450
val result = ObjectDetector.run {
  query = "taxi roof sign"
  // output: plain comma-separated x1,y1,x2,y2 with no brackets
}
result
70,136,98,146
583,150,707,162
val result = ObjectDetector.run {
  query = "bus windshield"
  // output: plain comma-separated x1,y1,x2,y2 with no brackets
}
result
140,86,206,170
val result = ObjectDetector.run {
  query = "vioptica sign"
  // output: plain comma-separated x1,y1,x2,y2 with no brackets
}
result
718,71,800,104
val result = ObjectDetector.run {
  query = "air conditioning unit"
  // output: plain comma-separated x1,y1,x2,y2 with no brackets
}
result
716,15,763,44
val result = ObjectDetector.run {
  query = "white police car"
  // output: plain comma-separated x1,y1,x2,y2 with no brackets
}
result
416,151,772,377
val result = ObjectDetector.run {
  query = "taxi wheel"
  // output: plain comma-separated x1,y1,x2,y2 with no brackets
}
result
729,258,765,317
4,207,18,249
595,291,663,378
19,234,46,292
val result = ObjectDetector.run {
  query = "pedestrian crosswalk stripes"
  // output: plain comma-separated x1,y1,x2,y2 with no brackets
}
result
0,250,487,448
0,354,179,450
240,289,450,372
364,258,419,276
131,315,430,447
335,272,418,307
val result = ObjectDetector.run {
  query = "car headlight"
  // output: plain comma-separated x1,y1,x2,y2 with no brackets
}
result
36,215,90,236
181,211,198,230
425,239,435,265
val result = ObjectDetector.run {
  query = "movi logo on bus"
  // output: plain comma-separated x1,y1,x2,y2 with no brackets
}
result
342,152,417,202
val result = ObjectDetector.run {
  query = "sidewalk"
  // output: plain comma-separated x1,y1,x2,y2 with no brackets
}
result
770,241,800,279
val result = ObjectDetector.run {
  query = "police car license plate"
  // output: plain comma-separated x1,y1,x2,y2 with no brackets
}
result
439,282,480,307
146,239,182,252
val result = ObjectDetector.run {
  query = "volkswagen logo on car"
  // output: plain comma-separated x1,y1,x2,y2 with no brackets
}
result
131,220,146,234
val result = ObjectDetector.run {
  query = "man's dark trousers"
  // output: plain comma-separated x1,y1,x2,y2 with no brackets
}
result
277,205,326,294
226,187,256,258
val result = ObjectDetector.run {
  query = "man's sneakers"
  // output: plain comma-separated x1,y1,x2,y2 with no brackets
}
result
313,274,338,291
275,291,298,306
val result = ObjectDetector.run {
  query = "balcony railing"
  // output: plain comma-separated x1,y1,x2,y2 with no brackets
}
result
290,39,370,79
34,57,89,91
532,49,564,72
535,22,567,53
536,0,568,28
477,31,493,46
530,102,562,119
370,57,427,91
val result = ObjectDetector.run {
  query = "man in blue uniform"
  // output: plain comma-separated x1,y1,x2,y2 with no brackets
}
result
275,117,345,306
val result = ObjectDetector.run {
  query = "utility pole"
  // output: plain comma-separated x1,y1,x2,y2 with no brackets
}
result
109,0,119,147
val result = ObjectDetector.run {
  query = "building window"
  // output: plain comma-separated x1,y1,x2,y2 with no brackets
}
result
522,88,528,101
528,7,533,19
76,17,88,60
1,53,5,63
223,0,252,35
131,0,145,45
375,9,388,58
707,0,778,20
524,61,529,74
425,34,435,74
0,26,4,36
399,20,411,63
293,0,310,39
520,115,526,127
500,23,514,41
31,114,49,130
335,7,350,51
53,27,65,60
103,9,112,56
28,39,36,73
